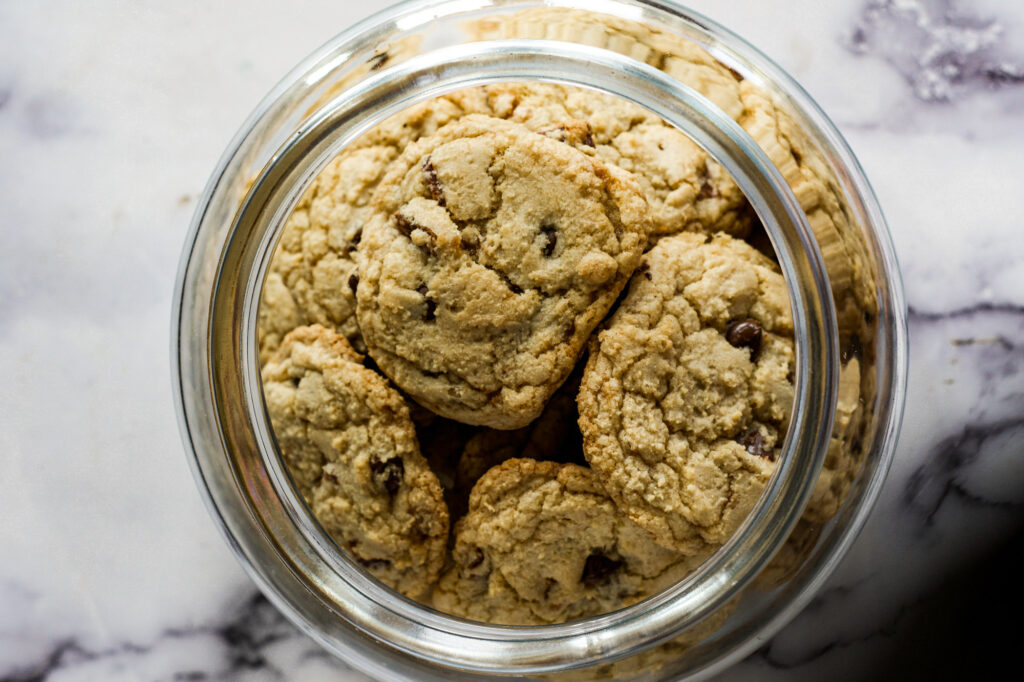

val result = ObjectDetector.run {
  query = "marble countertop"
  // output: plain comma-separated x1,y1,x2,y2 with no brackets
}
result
2,1,1022,680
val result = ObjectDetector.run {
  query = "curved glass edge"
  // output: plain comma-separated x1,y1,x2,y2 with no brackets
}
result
171,0,908,679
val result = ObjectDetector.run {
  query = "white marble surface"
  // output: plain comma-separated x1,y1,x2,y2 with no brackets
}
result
1,0,1022,680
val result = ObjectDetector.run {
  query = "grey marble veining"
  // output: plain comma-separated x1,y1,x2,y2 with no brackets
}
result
1,1,1022,681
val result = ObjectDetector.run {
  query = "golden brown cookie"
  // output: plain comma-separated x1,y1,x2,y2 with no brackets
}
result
578,232,795,554
261,325,449,598
356,114,648,429
482,82,749,239
257,91,491,364
433,459,707,624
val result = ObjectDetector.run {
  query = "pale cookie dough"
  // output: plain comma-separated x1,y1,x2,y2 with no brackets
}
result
257,91,491,364
433,459,708,625
356,114,648,429
261,324,449,598
578,232,795,554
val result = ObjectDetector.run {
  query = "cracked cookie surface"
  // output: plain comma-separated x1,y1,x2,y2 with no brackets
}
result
433,459,707,624
578,232,795,553
356,114,648,429
257,91,491,364
483,82,749,240
261,325,449,597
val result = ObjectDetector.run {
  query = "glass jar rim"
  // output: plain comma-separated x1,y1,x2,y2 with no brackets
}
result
173,0,906,678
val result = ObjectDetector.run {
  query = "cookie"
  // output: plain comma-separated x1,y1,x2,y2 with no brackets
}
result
257,91,491,364
483,82,749,239
452,363,585,512
737,81,877,352
578,232,795,553
356,114,649,429
433,459,707,624
261,324,449,597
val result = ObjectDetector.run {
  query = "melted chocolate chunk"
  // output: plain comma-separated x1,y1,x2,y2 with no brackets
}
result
393,213,437,242
541,224,557,256
582,553,622,587
369,455,404,497
740,428,775,461
726,319,763,359
422,157,445,206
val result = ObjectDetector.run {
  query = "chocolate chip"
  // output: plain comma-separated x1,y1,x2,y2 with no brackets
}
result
369,455,404,497
357,557,391,571
541,224,557,256
582,553,622,587
415,285,437,322
740,428,775,461
841,333,863,363
563,319,576,342
583,130,595,147
368,51,389,70
699,180,718,198
393,213,415,237
348,273,359,293
726,319,763,359
393,213,437,243
422,157,445,206
643,271,652,281
352,228,362,245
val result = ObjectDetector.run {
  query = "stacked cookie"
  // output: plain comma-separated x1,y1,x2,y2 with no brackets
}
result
259,82,799,625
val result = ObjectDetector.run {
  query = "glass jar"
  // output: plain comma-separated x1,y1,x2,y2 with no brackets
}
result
172,0,907,678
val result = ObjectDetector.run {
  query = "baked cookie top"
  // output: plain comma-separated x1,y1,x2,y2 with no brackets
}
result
261,324,449,597
356,114,649,429
483,82,749,240
433,459,706,625
257,91,491,364
578,232,795,553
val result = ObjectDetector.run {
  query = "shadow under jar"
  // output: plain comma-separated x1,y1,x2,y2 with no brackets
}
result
172,1,907,679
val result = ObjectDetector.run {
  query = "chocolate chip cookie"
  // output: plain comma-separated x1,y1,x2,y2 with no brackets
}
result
356,114,649,429
483,82,749,240
578,231,795,553
257,92,491,364
261,324,449,597
433,459,707,624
